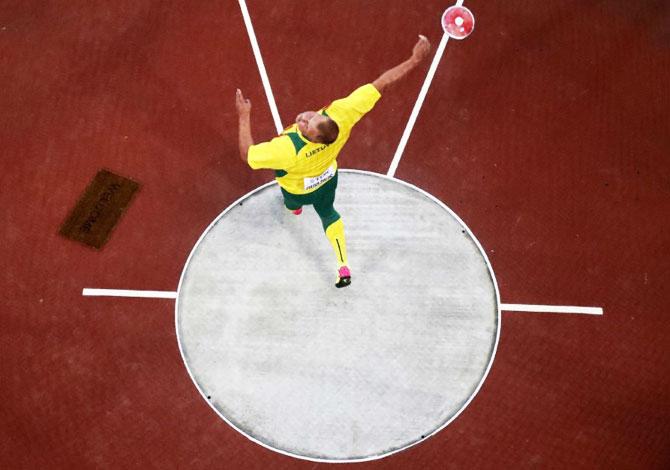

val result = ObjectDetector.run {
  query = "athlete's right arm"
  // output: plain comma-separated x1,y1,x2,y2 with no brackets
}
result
371,35,431,93
236,88,293,170
236,89,254,163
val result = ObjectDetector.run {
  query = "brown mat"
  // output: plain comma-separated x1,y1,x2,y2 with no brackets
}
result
60,169,140,249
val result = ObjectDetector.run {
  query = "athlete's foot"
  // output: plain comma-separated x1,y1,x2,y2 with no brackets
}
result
335,266,351,288
292,208,303,215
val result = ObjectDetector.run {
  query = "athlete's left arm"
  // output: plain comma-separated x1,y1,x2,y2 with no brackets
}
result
236,89,254,163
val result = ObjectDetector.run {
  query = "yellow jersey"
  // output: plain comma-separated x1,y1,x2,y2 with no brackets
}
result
247,83,381,194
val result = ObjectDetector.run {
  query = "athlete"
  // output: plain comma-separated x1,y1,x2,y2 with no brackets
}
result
236,34,431,288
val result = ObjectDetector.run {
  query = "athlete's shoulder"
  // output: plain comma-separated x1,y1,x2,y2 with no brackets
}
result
281,130,309,154
331,84,381,108
247,134,295,170
325,83,382,130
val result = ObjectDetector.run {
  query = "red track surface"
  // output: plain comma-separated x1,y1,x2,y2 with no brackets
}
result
2,1,669,468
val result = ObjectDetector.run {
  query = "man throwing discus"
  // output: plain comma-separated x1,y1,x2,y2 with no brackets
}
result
236,34,431,288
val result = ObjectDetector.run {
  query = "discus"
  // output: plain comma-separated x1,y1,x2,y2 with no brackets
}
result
441,5,475,40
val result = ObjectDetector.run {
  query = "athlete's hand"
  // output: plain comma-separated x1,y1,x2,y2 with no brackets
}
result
236,89,251,117
411,35,431,64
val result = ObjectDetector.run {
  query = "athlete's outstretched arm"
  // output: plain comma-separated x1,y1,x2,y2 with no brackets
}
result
236,89,254,163
372,35,431,93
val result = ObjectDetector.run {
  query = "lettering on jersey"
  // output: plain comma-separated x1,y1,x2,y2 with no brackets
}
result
304,165,336,191
305,145,327,158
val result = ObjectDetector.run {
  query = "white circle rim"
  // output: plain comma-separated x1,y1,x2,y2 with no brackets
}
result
175,169,501,463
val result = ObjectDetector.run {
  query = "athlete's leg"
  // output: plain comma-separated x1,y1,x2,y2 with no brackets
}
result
280,187,303,214
319,214,351,288
322,218,347,267
326,219,350,288
313,175,351,287
312,174,340,230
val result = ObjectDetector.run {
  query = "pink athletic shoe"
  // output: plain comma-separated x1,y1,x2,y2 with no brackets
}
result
292,208,302,215
335,266,351,288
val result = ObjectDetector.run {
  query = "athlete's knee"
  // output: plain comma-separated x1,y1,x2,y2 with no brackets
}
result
320,211,340,232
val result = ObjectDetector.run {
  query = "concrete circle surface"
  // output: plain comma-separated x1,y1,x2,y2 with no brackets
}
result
176,170,499,462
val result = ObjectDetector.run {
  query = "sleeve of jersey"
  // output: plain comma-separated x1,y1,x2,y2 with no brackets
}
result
326,83,382,130
247,136,294,170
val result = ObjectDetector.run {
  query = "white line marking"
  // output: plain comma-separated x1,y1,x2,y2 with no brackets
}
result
387,0,465,177
82,288,177,299
238,0,283,134
387,32,450,177
500,304,603,315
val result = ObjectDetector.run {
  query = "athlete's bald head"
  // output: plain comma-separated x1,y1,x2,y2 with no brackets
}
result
316,118,339,144
296,111,339,144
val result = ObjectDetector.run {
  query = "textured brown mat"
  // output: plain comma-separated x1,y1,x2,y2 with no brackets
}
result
59,169,140,249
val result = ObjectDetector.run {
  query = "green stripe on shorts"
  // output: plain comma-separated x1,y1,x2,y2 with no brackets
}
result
281,171,338,208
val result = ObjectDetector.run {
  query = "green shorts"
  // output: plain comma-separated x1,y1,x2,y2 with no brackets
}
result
280,172,340,230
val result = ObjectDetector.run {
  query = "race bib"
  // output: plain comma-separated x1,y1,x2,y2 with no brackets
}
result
304,165,336,191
